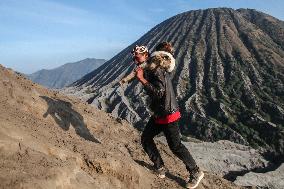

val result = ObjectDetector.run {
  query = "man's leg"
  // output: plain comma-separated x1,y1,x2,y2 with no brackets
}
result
162,120,197,172
141,116,164,169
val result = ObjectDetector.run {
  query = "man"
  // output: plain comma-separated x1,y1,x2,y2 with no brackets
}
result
120,44,174,85
135,42,204,189
119,45,149,85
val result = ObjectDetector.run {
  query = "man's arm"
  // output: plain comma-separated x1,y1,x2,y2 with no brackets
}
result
120,71,136,85
136,68,165,99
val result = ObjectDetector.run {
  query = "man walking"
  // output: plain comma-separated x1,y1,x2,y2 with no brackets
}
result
135,42,204,189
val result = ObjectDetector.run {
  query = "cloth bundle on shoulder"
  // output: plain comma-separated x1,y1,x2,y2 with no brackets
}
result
119,50,175,85
148,50,175,73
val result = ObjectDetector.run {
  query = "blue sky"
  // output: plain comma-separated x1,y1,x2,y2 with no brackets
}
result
0,0,283,74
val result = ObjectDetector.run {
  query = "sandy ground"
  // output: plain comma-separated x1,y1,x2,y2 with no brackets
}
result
0,65,248,189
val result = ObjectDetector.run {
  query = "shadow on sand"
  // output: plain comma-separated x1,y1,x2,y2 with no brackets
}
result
41,96,100,143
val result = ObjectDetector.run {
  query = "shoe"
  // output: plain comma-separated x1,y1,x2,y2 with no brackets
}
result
153,166,167,179
186,167,204,189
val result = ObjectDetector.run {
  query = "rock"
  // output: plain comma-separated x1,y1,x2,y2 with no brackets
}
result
158,137,268,178
234,164,284,189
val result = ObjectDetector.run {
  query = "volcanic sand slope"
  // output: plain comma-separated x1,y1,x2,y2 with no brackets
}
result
0,65,249,188
65,8,284,159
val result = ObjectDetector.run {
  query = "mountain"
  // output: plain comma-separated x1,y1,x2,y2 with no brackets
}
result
65,8,284,160
3,64,273,188
28,58,106,88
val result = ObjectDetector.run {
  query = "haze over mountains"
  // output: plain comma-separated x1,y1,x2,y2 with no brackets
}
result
28,58,106,88
66,8,284,160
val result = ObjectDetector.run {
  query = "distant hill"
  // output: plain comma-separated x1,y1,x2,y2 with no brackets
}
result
27,58,106,88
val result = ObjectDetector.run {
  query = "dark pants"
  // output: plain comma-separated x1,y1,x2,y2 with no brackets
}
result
141,116,197,172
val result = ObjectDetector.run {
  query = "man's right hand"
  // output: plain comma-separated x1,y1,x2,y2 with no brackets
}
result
136,68,148,85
